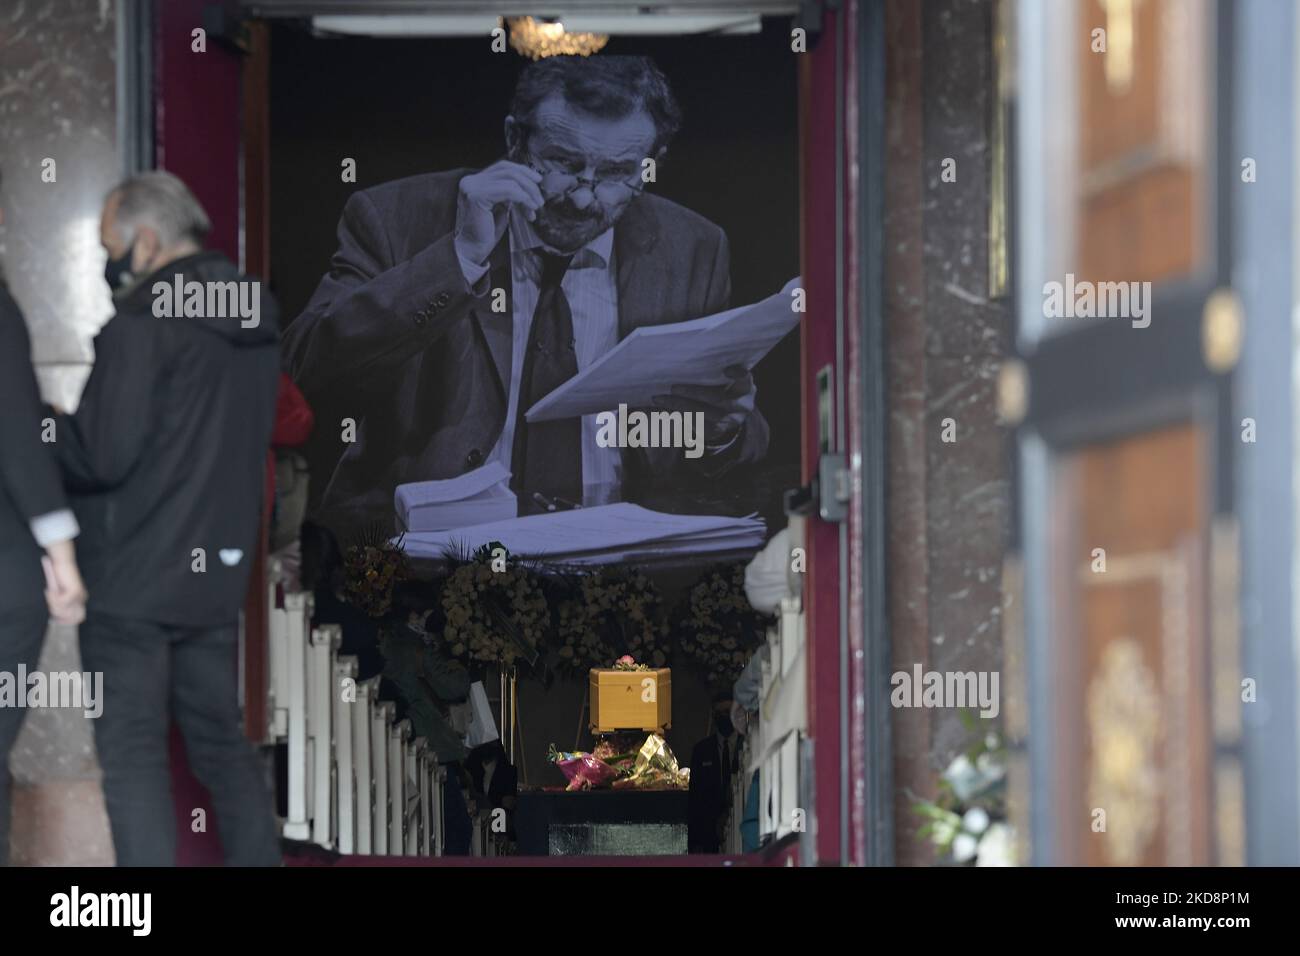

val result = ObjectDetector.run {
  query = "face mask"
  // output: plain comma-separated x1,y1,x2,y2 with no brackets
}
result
716,715,734,737
104,242,136,294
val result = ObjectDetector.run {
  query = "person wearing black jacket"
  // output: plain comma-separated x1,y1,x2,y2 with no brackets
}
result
464,739,518,813
688,692,740,854
49,171,281,866
0,180,88,865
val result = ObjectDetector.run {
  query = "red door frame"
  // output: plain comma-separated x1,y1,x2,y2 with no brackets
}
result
799,0,870,867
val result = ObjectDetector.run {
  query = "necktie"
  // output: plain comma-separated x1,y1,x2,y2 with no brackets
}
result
512,250,582,514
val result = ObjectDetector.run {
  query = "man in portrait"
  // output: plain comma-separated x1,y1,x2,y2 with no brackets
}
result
283,55,769,522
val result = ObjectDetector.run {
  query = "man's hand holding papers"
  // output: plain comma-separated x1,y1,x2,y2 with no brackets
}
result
651,363,757,450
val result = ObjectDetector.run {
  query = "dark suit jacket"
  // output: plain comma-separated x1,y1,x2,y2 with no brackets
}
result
466,757,518,811
688,733,735,853
283,169,769,514
0,281,68,614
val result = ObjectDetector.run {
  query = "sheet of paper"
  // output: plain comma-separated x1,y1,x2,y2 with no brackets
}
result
549,535,767,567
525,276,802,423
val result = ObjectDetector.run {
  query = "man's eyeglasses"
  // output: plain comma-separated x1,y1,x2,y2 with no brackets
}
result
526,156,646,205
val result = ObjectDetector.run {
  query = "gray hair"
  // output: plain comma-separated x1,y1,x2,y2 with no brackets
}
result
107,171,211,248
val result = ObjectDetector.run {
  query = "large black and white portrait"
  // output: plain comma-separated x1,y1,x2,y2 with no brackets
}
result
274,28,799,564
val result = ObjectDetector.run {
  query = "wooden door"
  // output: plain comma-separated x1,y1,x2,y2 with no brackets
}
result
1011,0,1244,866
1056,424,1214,865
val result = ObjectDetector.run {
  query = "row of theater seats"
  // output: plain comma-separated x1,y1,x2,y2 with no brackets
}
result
263,570,489,858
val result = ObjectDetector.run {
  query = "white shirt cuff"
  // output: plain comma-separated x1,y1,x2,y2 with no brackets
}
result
31,509,80,548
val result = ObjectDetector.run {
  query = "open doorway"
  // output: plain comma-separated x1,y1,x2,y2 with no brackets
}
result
247,9,806,860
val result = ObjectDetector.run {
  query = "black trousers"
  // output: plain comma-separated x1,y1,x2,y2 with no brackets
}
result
80,613,281,866
0,604,48,866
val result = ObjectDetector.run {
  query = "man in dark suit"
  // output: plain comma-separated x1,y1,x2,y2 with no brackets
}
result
284,55,768,519
688,692,740,854
47,171,282,866
464,738,519,845
0,172,88,865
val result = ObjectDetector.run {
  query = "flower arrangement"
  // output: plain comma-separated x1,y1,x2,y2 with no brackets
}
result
439,544,548,668
551,569,668,675
359,553,762,689
342,524,410,618
912,721,1016,866
675,564,771,687
547,732,688,791
612,654,650,672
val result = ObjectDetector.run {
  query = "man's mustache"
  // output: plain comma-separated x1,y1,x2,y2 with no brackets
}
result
540,199,606,223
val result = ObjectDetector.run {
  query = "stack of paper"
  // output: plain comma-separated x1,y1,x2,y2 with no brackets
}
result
395,461,516,533
395,503,766,566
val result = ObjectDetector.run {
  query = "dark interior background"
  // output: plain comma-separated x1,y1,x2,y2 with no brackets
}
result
266,19,802,786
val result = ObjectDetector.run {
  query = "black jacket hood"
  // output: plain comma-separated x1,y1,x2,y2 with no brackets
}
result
116,250,279,346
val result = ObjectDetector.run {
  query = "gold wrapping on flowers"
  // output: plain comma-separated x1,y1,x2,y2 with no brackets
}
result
614,733,690,790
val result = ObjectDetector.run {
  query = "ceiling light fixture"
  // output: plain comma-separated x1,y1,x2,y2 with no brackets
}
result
505,16,609,59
